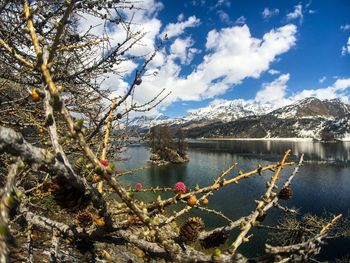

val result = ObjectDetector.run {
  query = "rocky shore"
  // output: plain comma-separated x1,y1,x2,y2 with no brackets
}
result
149,147,189,166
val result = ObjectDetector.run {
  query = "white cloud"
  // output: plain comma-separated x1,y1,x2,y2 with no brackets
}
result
235,16,246,25
262,8,279,19
209,98,230,107
78,0,163,58
149,49,166,68
255,74,290,105
333,78,350,90
286,4,303,24
191,0,231,8
177,13,185,22
170,38,191,63
170,37,200,65
319,76,326,83
190,0,206,6
162,16,200,39
187,48,201,63
217,10,231,24
341,24,350,31
291,78,350,103
341,37,350,55
268,69,280,75
128,18,162,57
255,76,350,108
77,4,298,116
215,0,231,8
133,24,297,111
106,78,129,99
137,0,164,17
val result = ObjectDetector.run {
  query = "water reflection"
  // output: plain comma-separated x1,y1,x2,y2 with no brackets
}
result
148,164,189,186
188,140,350,164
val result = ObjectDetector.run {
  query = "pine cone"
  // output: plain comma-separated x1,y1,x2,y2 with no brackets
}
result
9,247,27,263
127,214,143,226
200,231,229,249
75,211,94,228
43,181,60,193
179,217,205,243
73,157,84,175
51,180,86,209
278,186,293,200
21,179,37,191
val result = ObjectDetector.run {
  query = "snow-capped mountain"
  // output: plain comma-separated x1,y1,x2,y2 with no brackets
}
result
185,97,350,140
128,115,172,129
184,99,276,122
129,99,276,129
129,97,350,140
270,97,350,120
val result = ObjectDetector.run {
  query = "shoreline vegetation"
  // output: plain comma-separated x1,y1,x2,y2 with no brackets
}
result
195,137,350,142
199,137,314,141
148,126,189,166
149,148,189,166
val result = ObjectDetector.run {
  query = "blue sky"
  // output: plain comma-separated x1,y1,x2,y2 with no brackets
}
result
83,0,350,118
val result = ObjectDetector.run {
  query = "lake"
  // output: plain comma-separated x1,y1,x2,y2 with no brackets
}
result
118,140,350,261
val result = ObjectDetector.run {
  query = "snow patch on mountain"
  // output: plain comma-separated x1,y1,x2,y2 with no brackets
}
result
271,97,350,120
129,99,277,129
129,97,350,140
128,115,172,129
185,99,276,122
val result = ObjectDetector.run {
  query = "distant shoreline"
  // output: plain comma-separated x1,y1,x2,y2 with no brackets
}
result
194,137,350,142
198,137,314,142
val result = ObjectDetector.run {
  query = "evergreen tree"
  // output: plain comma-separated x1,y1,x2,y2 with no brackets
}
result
149,125,178,161
175,128,187,158
149,126,157,153
158,125,174,159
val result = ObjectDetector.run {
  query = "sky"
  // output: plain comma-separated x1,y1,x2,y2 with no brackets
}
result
79,0,350,118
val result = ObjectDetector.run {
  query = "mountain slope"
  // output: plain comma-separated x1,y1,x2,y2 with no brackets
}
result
129,99,276,129
130,97,350,140
185,115,327,139
270,97,350,120
185,99,276,122
184,98,350,140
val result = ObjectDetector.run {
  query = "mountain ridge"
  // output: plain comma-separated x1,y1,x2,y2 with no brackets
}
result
129,97,350,140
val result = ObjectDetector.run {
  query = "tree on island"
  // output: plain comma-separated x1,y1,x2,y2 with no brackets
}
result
0,1,349,262
175,128,188,158
148,125,189,165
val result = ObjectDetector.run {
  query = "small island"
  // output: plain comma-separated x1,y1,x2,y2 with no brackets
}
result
148,125,189,166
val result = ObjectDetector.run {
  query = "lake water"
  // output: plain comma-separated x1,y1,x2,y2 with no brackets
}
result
118,140,350,260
